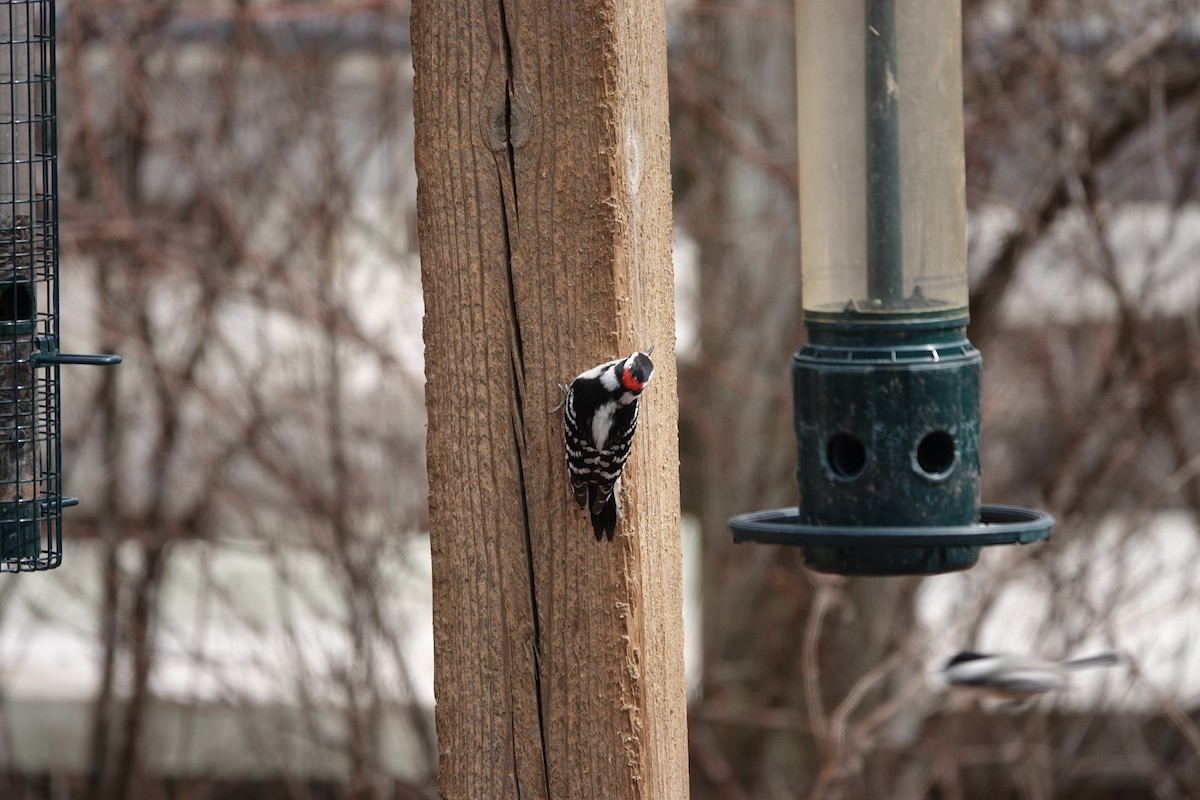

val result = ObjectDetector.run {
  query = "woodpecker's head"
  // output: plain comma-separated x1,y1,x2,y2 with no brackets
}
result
618,350,654,396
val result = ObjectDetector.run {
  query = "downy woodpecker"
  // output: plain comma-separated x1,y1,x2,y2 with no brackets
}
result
559,350,654,540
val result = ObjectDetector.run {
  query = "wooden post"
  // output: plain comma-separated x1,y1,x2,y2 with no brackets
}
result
412,1,687,798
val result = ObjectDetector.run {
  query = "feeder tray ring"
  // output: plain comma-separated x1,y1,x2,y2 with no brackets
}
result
728,504,1053,575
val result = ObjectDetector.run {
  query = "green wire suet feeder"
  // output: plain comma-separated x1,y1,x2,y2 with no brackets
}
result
729,0,1052,575
0,2,120,571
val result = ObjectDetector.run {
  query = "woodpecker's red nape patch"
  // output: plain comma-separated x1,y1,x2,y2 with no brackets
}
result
620,367,644,391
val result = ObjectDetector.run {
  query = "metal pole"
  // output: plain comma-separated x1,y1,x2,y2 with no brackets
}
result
864,0,903,306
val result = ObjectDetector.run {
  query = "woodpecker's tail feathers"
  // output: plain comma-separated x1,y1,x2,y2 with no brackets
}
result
1062,652,1123,670
589,481,614,517
591,494,617,541
588,482,620,541
571,479,588,509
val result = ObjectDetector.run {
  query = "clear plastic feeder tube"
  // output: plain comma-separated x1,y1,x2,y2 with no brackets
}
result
796,0,967,321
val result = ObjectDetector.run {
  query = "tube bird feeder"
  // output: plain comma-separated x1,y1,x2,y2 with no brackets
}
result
728,0,1052,575
0,1,120,571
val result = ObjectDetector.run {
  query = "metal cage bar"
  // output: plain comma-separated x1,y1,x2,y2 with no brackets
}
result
0,0,58,570
0,1,119,572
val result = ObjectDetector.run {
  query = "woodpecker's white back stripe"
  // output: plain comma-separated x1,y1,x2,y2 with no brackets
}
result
591,400,616,452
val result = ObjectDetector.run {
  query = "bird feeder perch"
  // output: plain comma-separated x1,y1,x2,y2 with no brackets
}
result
728,0,1052,575
0,1,120,571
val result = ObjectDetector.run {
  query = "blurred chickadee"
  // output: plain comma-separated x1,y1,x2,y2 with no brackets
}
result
942,650,1123,700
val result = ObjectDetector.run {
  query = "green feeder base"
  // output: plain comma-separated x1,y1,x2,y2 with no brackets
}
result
729,503,1053,575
